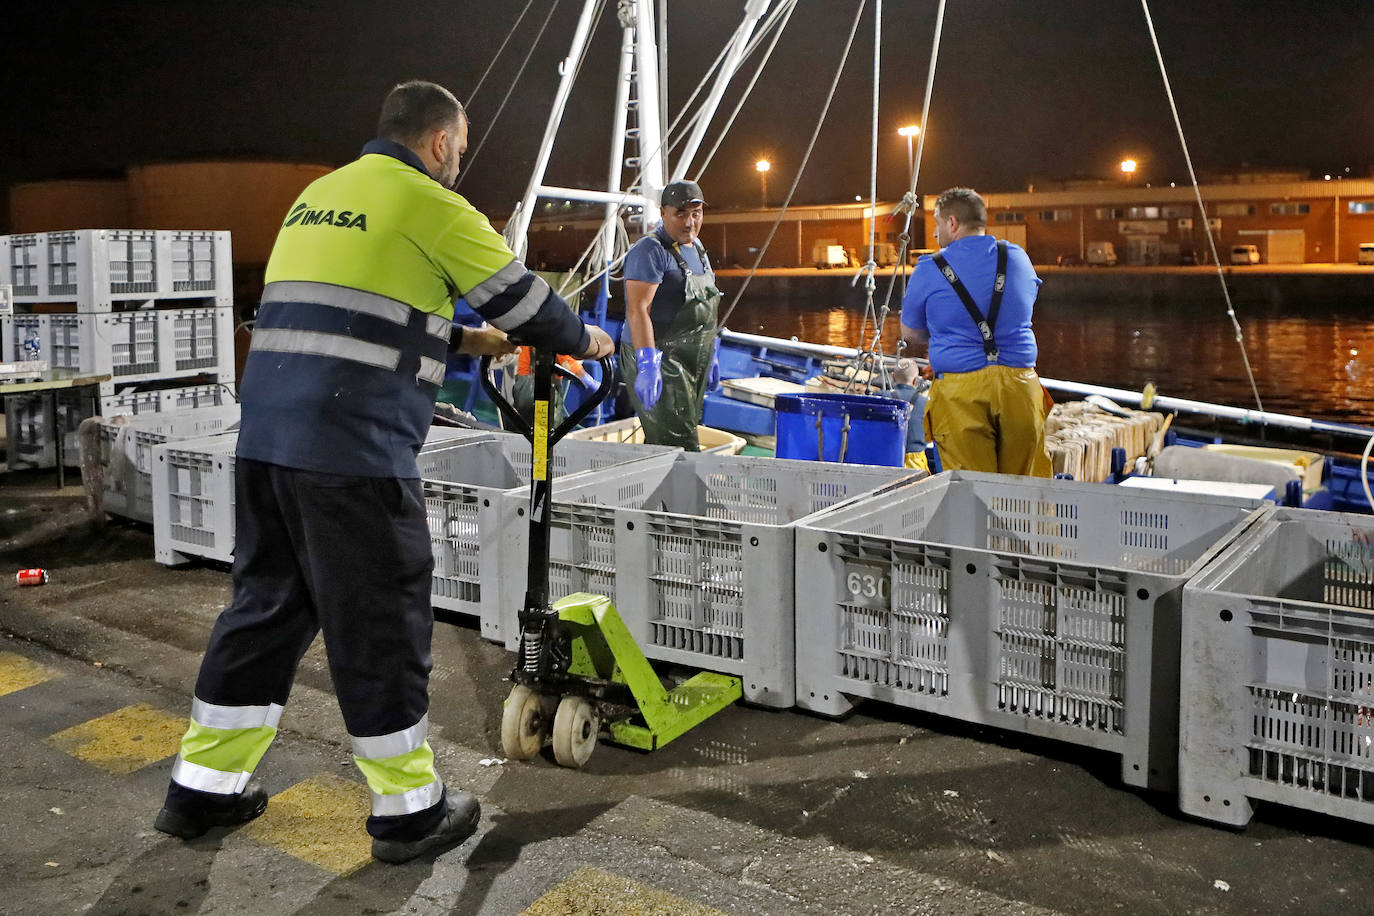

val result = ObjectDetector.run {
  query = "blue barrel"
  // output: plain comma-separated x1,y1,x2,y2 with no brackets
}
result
774,392,911,467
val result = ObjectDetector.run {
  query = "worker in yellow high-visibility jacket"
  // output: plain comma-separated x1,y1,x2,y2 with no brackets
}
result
154,81,613,865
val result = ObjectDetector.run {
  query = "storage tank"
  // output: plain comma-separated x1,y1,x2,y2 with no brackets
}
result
128,161,333,264
8,179,131,232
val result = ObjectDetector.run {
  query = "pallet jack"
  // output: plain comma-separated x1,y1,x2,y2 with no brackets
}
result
480,350,741,768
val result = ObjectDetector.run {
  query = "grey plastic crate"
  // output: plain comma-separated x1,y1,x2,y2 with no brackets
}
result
1179,506,1374,827
152,432,239,566
499,453,918,707
4,387,98,469
422,435,679,637
89,406,242,522
795,470,1266,791
0,306,235,384
149,425,492,567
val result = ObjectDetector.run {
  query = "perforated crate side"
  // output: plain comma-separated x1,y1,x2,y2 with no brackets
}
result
794,525,963,718
1180,507,1374,827
614,506,795,707
152,434,238,566
497,454,682,650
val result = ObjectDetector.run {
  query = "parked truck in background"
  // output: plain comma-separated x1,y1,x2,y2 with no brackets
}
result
1086,241,1118,266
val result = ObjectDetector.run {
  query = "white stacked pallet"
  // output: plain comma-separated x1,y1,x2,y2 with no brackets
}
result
3,229,231,308
1,306,235,388
0,229,237,469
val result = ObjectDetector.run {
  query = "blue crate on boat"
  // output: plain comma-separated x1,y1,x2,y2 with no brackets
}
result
775,392,911,467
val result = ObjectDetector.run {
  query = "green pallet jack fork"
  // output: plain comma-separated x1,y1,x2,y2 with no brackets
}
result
480,350,740,768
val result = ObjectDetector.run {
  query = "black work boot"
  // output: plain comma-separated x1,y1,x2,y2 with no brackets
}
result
154,782,270,839
371,792,481,864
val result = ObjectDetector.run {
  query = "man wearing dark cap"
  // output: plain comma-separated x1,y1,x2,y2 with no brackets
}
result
619,180,723,449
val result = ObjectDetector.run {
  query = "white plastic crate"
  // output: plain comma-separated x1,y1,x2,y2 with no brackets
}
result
150,426,497,567
152,433,239,566
498,453,918,707
97,382,238,419
2,230,232,308
794,470,1266,790
92,406,242,522
1,305,234,384
421,435,680,639
1179,507,1374,827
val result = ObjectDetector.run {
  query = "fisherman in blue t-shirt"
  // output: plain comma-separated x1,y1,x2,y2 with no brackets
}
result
619,180,723,450
900,186,1051,476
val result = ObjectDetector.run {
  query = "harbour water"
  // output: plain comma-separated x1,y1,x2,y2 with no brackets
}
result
718,289,1374,425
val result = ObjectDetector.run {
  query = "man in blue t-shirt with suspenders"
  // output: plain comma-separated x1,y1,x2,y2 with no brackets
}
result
900,187,1052,476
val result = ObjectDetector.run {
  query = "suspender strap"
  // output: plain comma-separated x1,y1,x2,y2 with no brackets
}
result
931,240,1008,363
656,237,711,276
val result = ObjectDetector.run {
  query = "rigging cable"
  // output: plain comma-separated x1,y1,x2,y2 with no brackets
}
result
691,0,798,179
845,0,886,393
465,0,539,109
1140,0,1266,417
550,1,798,302
457,0,564,190
846,0,946,391
717,0,869,330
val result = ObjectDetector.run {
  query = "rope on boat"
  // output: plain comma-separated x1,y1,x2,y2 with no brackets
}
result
692,1,798,179
717,0,870,329
464,0,540,110
1139,0,1267,418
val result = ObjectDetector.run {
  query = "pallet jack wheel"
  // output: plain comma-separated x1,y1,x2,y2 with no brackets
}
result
501,684,549,760
552,695,599,768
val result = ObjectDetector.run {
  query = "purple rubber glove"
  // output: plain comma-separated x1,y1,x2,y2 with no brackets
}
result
707,339,721,392
635,347,663,409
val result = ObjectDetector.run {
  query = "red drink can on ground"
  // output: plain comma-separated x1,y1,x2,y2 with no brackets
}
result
15,568,48,586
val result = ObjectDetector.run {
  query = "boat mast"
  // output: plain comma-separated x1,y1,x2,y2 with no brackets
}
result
509,0,777,270
507,0,666,265
671,0,773,181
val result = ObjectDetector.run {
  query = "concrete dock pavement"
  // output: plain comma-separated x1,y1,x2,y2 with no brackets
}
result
2,481,1374,915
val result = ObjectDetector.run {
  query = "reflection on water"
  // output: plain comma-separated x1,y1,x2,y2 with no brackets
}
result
721,294,1374,423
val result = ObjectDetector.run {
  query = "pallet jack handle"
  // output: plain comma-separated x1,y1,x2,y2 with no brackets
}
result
478,353,616,445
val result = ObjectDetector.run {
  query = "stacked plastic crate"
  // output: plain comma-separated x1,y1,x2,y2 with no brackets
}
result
1,229,237,468
495,453,918,708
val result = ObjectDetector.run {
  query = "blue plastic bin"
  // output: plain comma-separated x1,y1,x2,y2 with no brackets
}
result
774,392,911,467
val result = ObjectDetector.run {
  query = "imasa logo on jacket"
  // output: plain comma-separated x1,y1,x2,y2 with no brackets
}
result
282,202,368,231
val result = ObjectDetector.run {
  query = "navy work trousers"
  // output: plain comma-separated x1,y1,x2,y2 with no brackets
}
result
168,458,444,840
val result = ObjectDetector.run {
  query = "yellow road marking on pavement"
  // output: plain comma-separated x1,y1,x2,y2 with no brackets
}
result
243,774,372,875
47,703,185,774
0,651,59,696
521,866,731,916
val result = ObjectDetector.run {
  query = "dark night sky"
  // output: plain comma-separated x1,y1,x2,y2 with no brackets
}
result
6,1,1373,220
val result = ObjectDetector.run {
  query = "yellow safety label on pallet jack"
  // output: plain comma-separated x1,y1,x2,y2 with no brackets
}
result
533,400,549,480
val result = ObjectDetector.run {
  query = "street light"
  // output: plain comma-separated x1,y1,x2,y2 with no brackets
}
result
898,124,920,180
1120,158,1138,178
755,158,771,208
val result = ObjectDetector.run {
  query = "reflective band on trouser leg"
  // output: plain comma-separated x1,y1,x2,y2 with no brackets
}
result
351,717,444,817
170,700,284,795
